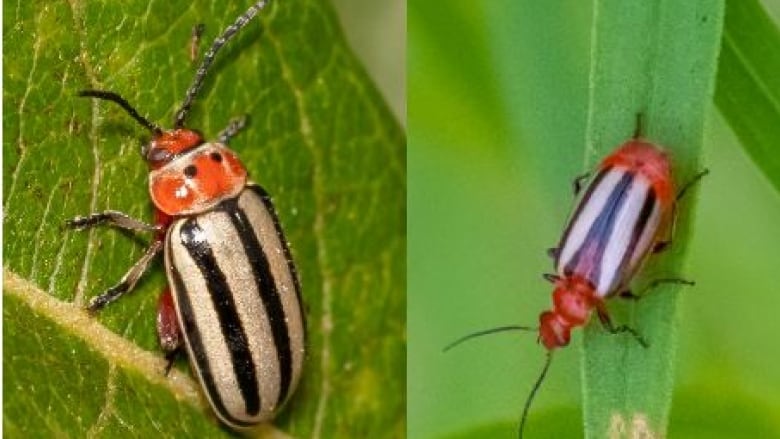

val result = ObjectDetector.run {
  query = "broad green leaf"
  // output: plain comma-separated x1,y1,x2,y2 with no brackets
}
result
715,0,780,193
582,1,723,438
3,1,405,437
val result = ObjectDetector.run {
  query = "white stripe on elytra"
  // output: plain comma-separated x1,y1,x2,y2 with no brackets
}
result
596,175,650,296
557,168,626,276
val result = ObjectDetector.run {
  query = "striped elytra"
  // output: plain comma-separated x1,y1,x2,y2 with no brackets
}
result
554,140,670,300
166,185,305,427
67,1,307,430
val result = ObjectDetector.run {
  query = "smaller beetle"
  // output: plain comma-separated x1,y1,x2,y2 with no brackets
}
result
67,0,305,429
446,118,707,438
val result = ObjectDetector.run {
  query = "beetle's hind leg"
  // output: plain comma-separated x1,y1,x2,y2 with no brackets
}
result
157,287,184,375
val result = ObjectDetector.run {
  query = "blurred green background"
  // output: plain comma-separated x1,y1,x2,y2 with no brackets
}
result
408,1,780,438
332,0,405,126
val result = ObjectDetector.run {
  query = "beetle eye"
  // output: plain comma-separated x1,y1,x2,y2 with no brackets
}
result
147,147,172,164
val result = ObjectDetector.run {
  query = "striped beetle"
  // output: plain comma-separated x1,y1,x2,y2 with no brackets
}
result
67,1,305,428
446,118,706,438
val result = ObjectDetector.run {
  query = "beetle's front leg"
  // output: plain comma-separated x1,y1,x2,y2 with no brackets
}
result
217,115,248,144
66,210,161,233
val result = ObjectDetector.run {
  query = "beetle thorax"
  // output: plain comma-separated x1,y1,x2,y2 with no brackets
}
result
149,142,247,216
539,276,597,349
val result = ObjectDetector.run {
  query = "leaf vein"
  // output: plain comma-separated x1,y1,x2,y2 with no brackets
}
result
4,19,42,214
30,178,62,281
86,364,117,438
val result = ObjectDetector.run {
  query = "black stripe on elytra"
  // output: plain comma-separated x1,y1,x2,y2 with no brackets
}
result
167,234,255,428
556,167,611,268
247,184,306,337
229,188,294,404
179,218,261,418
564,170,634,285
612,182,657,292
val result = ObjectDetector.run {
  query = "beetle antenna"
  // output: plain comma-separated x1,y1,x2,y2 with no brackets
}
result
443,325,536,352
174,0,270,128
519,351,553,439
79,90,163,135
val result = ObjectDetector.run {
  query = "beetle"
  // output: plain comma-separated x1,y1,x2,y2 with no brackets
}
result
445,119,707,438
66,0,305,428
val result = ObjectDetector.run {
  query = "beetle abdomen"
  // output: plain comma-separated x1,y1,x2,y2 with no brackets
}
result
165,185,304,427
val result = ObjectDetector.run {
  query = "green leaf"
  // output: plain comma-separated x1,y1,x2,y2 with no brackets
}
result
715,0,780,193
3,1,405,437
582,1,724,438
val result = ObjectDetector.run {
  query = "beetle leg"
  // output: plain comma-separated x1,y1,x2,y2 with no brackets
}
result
87,240,164,312
157,287,184,375
676,169,709,202
652,240,670,254
217,115,248,144
618,278,694,302
648,277,695,289
67,210,160,233
655,169,710,252
157,287,182,352
596,307,648,348
164,348,185,376
572,172,591,196
623,277,695,299
546,247,559,259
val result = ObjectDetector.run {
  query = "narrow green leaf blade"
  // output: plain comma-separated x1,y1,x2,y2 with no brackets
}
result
715,0,780,193
582,1,724,438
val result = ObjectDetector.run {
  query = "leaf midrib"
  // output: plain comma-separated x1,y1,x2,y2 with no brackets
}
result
3,267,294,438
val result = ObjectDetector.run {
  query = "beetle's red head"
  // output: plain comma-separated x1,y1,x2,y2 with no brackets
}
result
143,129,205,170
539,311,570,350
